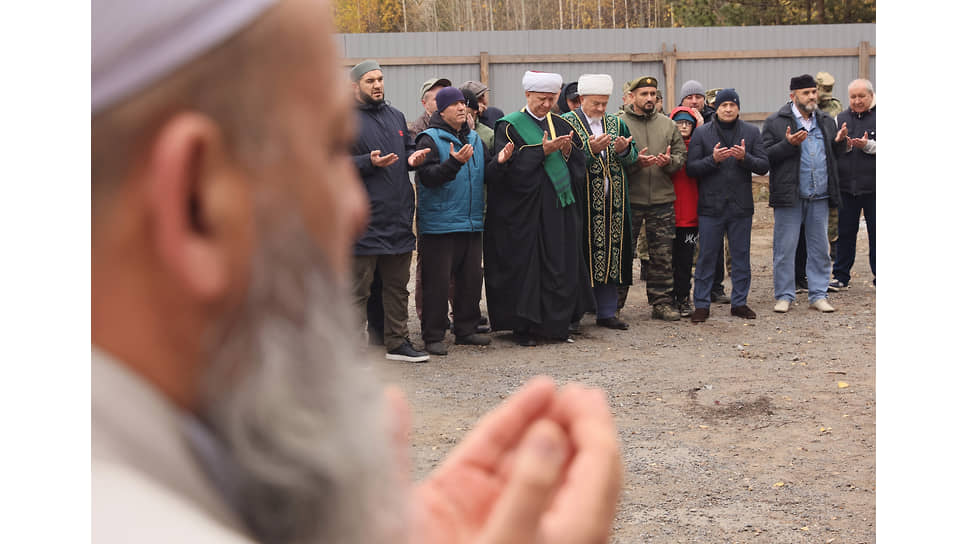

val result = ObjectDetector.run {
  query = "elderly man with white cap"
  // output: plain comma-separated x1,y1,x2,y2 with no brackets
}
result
92,1,622,543
484,70,595,346
561,74,639,331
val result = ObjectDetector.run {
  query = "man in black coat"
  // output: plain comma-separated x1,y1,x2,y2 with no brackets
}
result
685,88,769,323
762,74,848,314
350,60,431,362
831,79,876,290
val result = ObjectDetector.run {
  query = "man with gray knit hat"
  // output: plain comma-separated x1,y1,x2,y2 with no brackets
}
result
680,79,715,124
408,76,452,138
762,74,848,314
93,0,623,542
616,76,687,321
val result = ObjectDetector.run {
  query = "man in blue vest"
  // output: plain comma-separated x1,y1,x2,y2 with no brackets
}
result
414,87,513,356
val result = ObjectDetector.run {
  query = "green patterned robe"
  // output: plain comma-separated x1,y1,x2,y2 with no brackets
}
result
561,109,638,286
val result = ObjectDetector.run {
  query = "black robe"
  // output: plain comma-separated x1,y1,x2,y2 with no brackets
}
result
484,112,595,339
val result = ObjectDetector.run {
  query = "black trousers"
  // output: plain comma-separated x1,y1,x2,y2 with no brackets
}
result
419,232,484,343
673,226,699,300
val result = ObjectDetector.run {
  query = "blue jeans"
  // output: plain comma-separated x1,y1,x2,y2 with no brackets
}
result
833,192,875,286
593,284,618,319
694,211,752,309
773,198,831,303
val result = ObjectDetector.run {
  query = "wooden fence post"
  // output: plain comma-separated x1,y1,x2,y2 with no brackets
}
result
480,51,490,88
662,44,677,110
858,41,870,81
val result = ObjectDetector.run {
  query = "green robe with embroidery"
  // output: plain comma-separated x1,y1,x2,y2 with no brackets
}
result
561,108,638,286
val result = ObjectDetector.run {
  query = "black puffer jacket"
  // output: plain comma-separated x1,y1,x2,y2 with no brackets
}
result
761,103,844,209
835,106,876,196
351,100,417,256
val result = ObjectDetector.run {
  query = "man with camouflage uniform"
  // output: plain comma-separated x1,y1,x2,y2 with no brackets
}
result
794,71,843,292
616,76,687,321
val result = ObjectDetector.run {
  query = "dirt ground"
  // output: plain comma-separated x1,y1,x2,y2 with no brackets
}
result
369,196,876,544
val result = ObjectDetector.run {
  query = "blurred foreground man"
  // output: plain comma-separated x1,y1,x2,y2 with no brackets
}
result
91,1,622,543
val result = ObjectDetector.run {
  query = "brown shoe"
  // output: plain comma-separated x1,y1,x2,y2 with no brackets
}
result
730,305,757,319
691,307,709,323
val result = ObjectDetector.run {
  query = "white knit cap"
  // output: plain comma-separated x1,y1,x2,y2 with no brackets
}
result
577,74,613,97
92,0,278,114
522,71,563,93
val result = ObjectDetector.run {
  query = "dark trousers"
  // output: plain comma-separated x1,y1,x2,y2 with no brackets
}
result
353,252,413,351
694,212,752,309
833,192,875,285
673,226,699,301
366,269,384,339
419,232,483,343
713,238,727,295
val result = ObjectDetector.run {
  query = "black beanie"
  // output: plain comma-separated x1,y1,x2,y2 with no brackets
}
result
790,74,817,90
715,88,740,109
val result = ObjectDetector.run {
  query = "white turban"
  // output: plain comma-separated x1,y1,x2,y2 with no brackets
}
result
92,0,278,114
577,74,613,97
522,71,563,93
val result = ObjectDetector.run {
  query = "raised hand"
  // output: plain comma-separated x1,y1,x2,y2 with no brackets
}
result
408,148,431,167
409,377,623,544
449,142,475,164
370,149,399,167
729,139,746,160
637,146,656,167
835,121,849,142
848,131,869,149
497,141,514,164
690,108,704,126
712,142,731,163
614,135,632,154
589,133,611,155
654,145,672,167
784,126,807,146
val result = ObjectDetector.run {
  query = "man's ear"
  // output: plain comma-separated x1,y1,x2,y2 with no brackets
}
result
145,113,253,302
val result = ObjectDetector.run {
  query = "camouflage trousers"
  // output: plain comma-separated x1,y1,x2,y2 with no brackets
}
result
618,202,675,308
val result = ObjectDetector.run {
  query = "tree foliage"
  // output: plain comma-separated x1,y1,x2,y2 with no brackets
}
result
332,0,874,32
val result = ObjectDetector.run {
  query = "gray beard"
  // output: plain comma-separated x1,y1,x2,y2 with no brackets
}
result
200,213,404,544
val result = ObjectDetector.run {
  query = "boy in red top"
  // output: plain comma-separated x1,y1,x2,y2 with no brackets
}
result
669,106,702,317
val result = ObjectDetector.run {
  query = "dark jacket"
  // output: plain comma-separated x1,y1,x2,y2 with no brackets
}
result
414,113,490,234
762,103,844,209
835,106,876,196
685,116,769,218
351,100,418,256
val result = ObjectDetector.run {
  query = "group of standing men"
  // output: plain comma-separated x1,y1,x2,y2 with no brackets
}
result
349,59,876,360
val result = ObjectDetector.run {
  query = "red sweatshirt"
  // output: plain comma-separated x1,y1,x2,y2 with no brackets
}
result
670,106,700,227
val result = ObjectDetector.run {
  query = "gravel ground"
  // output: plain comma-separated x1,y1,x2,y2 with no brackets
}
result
368,199,876,543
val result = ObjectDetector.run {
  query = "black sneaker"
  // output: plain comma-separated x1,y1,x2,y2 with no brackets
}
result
828,279,848,292
386,341,429,363
795,280,808,294
455,333,491,346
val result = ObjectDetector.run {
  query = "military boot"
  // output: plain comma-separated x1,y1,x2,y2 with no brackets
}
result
652,303,681,321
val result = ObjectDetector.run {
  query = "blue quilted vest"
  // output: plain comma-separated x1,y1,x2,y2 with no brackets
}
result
416,127,486,234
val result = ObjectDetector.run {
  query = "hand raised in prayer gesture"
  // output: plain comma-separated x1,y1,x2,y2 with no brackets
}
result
496,141,514,164
449,142,475,164
614,135,632,154
848,131,869,150
728,139,746,161
408,148,431,167
589,133,611,155
835,122,849,143
542,130,574,156
370,149,399,167
653,145,672,167
784,126,807,146
712,142,732,163
636,147,657,167
402,377,623,544
690,108,704,127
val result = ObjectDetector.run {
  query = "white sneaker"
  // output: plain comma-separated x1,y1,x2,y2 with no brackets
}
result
811,298,835,313
773,299,791,313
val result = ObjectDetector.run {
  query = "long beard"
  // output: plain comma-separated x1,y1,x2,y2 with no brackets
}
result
200,214,404,544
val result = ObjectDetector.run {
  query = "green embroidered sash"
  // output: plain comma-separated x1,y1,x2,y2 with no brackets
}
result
501,111,575,207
